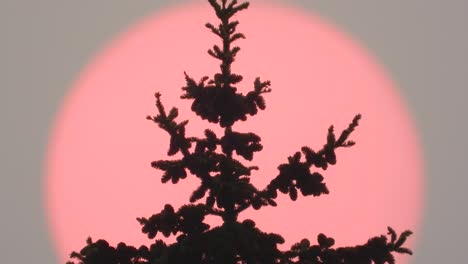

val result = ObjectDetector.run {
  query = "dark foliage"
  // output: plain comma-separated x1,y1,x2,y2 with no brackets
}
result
68,1,413,263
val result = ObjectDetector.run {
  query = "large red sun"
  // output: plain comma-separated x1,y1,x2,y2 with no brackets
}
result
45,2,424,263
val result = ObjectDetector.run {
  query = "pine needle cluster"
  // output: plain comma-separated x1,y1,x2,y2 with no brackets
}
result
67,1,413,263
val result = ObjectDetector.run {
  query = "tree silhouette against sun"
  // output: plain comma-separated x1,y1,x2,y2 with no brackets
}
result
67,1,413,263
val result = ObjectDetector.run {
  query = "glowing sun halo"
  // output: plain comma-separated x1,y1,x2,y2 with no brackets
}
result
46,2,424,263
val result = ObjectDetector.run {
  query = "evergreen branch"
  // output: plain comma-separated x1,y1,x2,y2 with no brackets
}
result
205,22,222,38
137,204,210,240
148,93,224,196
146,92,191,156
200,115,361,213
182,0,272,128
282,228,413,264
234,115,362,211
336,113,361,147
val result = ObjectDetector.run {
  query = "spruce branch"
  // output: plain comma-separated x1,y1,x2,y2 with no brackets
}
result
182,0,269,127
146,92,191,156
239,114,362,211
281,228,413,264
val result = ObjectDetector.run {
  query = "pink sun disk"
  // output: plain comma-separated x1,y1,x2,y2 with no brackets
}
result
46,2,424,263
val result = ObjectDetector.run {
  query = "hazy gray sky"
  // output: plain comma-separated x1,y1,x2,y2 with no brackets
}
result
2,0,468,263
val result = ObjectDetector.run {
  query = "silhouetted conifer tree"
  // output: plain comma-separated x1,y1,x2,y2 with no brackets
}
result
67,1,413,263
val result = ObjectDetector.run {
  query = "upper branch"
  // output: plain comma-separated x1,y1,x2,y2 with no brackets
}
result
235,114,362,213
146,92,191,157
182,0,272,127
